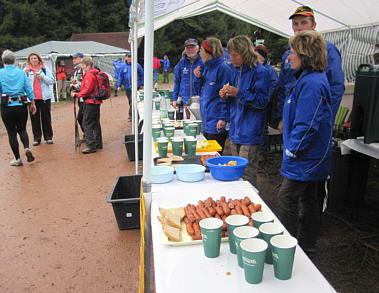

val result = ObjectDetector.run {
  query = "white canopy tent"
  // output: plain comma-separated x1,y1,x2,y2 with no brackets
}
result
130,1,379,291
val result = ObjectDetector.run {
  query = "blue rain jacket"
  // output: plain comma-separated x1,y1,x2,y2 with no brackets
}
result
116,62,144,90
113,59,124,79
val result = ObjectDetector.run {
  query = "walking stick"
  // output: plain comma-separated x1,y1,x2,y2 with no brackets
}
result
73,97,80,151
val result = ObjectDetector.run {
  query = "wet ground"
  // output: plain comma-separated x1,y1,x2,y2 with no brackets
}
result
0,85,378,292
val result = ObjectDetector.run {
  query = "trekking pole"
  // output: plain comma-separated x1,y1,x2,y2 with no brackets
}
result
73,96,80,151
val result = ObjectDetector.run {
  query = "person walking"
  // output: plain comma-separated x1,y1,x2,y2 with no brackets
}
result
153,56,161,88
0,50,37,166
24,52,55,146
71,57,103,154
160,55,170,83
56,60,68,101
113,57,123,96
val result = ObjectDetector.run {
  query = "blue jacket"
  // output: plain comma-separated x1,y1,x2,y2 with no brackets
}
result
263,61,279,98
113,59,123,79
173,54,204,104
223,47,232,66
227,63,270,145
277,41,345,120
281,71,333,181
160,58,170,71
117,62,144,90
0,65,35,106
198,57,232,134
26,65,55,100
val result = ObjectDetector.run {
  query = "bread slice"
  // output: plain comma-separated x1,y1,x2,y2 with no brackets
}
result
163,223,180,242
167,154,184,161
159,207,182,229
171,207,185,220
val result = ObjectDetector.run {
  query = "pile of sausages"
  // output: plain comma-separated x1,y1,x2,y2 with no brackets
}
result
183,196,262,241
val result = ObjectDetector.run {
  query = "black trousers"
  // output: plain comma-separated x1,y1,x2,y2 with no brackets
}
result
1,105,30,159
163,70,169,83
203,131,228,155
82,103,102,149
126,89,132,117
30,99,53,142
278,177,324,253
77,101,85,133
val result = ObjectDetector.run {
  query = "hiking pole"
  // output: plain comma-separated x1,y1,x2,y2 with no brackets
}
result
73,96,80,151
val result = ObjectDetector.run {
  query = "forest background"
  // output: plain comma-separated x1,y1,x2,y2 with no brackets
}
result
0,0,288,68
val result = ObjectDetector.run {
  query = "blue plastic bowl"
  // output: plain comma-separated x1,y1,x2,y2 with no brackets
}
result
175,164,205,182
151,166,174,184
206,156,249,181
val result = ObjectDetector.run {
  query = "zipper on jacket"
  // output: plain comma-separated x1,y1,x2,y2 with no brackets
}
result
235,67,242,139
190,62,193,99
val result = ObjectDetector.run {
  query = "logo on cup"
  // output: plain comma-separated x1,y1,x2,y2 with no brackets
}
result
201,234,208,240
272,252,279,260
242,256,257,265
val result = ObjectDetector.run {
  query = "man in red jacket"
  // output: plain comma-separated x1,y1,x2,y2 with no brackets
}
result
56,60,67,100
71,57,103,154
153,56,161,88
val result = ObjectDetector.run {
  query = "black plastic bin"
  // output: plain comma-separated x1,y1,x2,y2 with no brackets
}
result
123,134,143,161
107,175,142,230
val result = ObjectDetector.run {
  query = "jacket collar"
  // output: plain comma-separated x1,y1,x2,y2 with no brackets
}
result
204,57,223,69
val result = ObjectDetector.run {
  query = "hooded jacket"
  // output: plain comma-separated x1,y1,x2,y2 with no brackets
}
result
227,63,270,145
198,57,231,134
281,71,333,181
76,68,102,105
116,62,144,90
172,54,204,104
113,59,123,80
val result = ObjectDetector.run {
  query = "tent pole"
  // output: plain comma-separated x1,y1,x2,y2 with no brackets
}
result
132,20,139,173
143,0,154,292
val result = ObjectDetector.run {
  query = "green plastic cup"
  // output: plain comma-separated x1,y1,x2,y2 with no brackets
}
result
154,99,161,110
271,235,297,280
188,123,198,137
240,238,268,284
225,215,250,254
251,211,275,229
168,109,175,120
194,120,202,135
184,137,197,155
157,137,168,157
171,137,183,156
165,127,175,141
259,223,285,264
152,125,161,142
234,226,260,268
199,217,223,258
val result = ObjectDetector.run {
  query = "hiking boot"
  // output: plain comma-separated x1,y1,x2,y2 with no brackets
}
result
46,140,53,144
81,147,97,154
25,148,35,162
10,159,23,166
33,141,41,146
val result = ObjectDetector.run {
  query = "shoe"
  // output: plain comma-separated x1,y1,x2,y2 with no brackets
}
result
78,139,86,145
81,147,97,154
10,158,23,166
25,148,35,162
96,144,103,149
46,140,53,144
33,141,40,146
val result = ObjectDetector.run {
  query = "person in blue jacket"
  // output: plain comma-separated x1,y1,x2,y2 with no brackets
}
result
276,5,345,133
117,52,144,120
113,57,123,96
278,30,333,256
160,55,170,83
172,38,204,108
219,35,270,186
193,37,231,153
0,50,37,166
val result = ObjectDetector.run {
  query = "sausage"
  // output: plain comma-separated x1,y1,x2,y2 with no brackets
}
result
221,215,227,231
242,196,251,206
196,206,207,220
222,202,231,216
228,199,235,209
214,213,221,220
184,205,196,223
220,196,226,203
248,218,254,227
241,203,250,217
230,209,237,215
207,207,216,216
235,204,243,215
193,221,201,233
186,222,195,236
216,200,223,207
254,204,262,212
215,206,224,217
204,198,212,208
198,200,205,209
248,204,256,215
201,207,211,218
222,231,228,238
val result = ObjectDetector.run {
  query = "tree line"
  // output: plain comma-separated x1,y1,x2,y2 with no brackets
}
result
0,1,287,68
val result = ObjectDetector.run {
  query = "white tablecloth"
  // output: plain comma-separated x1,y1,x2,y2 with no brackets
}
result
341,138,379,159
151,175,336,293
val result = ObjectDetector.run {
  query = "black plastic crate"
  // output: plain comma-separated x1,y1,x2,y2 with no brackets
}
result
107,175,142,230
123,134,143,161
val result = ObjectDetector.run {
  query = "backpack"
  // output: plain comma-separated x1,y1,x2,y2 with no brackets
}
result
91,71,111,100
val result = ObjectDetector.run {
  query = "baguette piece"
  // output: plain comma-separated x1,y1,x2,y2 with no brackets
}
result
162,223,180,242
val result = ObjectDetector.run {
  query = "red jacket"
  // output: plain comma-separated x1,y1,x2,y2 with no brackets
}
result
153,57,161,69
56,65,67,80
76,68,102,104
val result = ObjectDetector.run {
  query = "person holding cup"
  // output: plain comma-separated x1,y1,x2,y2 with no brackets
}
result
194,37,231,154
277,30,333,257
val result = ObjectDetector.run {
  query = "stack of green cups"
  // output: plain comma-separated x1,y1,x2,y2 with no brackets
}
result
152,124,161,142
171,137,184,156
184,136,197,155
259,222,285,264
156,137,168,157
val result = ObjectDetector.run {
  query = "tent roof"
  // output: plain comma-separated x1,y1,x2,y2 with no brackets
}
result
137,0,379,38
15,40,129,59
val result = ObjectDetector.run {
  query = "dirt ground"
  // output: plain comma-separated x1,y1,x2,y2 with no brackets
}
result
0,85,378,293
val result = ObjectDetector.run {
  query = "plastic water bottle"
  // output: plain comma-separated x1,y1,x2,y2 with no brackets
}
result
160,95,168,119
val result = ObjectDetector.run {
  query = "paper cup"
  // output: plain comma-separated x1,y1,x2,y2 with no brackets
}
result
184,137,197,155
171,138,183,156
259,223,285,264
152,125,161,142
251,211,275,229
157,137,168,157
199,218,224,258
233,226,260,268
271,235,297,280
154,99,161,110
194,120,202,135
240,238,268,284
183,120,191,135
165,127,175,140
168,109,175,120
225,215,250,254
188,123,198,137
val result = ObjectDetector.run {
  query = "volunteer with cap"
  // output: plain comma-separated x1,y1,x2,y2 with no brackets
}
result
276,5,345,133
117,52,144,121
172,38,204,108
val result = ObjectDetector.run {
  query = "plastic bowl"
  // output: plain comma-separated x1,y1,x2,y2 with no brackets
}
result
175,164,205,182
206,156,249,181
151,166,174,184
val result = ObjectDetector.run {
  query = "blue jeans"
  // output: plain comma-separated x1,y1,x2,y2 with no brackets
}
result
153,69,158,83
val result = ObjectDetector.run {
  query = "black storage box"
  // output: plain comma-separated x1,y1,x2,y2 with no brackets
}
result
107,175,142,230
123,134,143,161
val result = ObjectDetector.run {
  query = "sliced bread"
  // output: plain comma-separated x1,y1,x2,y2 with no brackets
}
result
163,223,180,242
159,207,182,229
